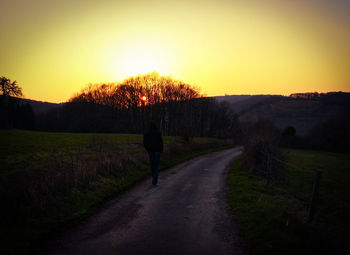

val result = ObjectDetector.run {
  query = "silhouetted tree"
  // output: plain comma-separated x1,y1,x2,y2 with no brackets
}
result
69,72,200,109
0,76,23,97
281,125,297,147
0,76,25,129
282,126,296,137
66,73,203,135
35,73,239,137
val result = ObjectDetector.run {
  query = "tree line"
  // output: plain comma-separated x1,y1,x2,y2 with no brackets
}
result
1,74,237,139
66,72,236,137
70,72,200,108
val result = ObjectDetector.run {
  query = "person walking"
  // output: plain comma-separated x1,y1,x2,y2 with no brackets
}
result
143,121,163,186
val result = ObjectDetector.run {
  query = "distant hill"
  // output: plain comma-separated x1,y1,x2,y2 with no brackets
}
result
215,92,350,136
4,96,62,114
215,95,282,113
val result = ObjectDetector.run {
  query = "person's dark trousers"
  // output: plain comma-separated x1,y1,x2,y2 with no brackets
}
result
149,152,160,186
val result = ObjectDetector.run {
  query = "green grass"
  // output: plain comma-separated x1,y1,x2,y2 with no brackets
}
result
0,130,139,176
227,149,350,255
0,130,231,254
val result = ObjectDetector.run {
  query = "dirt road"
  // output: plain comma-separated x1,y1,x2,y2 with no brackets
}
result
46,148,244,255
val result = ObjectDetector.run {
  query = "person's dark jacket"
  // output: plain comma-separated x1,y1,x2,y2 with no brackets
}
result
143,130,163,152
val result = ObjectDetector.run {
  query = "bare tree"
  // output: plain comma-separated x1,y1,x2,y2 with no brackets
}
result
65,73,238,136
0,76,23,97
69,72,201,110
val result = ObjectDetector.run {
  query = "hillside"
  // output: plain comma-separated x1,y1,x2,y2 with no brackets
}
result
215,94,280,112
1,96,61,114
217,92,350,136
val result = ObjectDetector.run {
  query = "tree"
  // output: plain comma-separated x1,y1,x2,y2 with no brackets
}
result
0,76,23,97
68,72,200,109
281,125,297,148
282,126,296,137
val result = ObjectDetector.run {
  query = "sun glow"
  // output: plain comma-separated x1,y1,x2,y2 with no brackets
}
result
106,39,175,79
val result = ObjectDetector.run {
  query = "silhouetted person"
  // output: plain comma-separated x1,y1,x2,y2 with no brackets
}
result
143,122,163,186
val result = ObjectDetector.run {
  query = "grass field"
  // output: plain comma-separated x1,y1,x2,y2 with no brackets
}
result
227,149,350,255
0,130,231,254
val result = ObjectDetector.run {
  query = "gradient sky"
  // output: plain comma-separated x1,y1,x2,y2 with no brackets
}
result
1,0,349,103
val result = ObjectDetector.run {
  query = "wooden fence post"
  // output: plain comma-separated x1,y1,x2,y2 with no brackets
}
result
308,170,322,223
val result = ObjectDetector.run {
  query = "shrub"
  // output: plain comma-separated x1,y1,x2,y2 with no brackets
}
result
243,120,286,183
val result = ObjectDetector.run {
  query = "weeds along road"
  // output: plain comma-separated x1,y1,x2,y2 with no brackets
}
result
46,147,244,255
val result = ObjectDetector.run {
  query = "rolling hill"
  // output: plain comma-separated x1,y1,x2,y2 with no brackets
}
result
215,92,350,136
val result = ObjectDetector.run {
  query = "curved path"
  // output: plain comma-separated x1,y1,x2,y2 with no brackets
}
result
46,148,244,255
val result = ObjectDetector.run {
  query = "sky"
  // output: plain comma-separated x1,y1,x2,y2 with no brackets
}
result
1,0,349,103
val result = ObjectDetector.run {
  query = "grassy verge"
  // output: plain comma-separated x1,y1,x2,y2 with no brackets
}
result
0,130,232,254
227,149,350,255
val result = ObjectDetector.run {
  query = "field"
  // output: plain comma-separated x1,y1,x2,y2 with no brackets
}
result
227,149,350,255
0,130,230,254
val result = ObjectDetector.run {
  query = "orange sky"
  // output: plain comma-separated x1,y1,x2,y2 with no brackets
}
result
1,0,349,103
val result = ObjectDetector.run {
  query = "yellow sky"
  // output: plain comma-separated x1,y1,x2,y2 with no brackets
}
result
1,0,349,103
